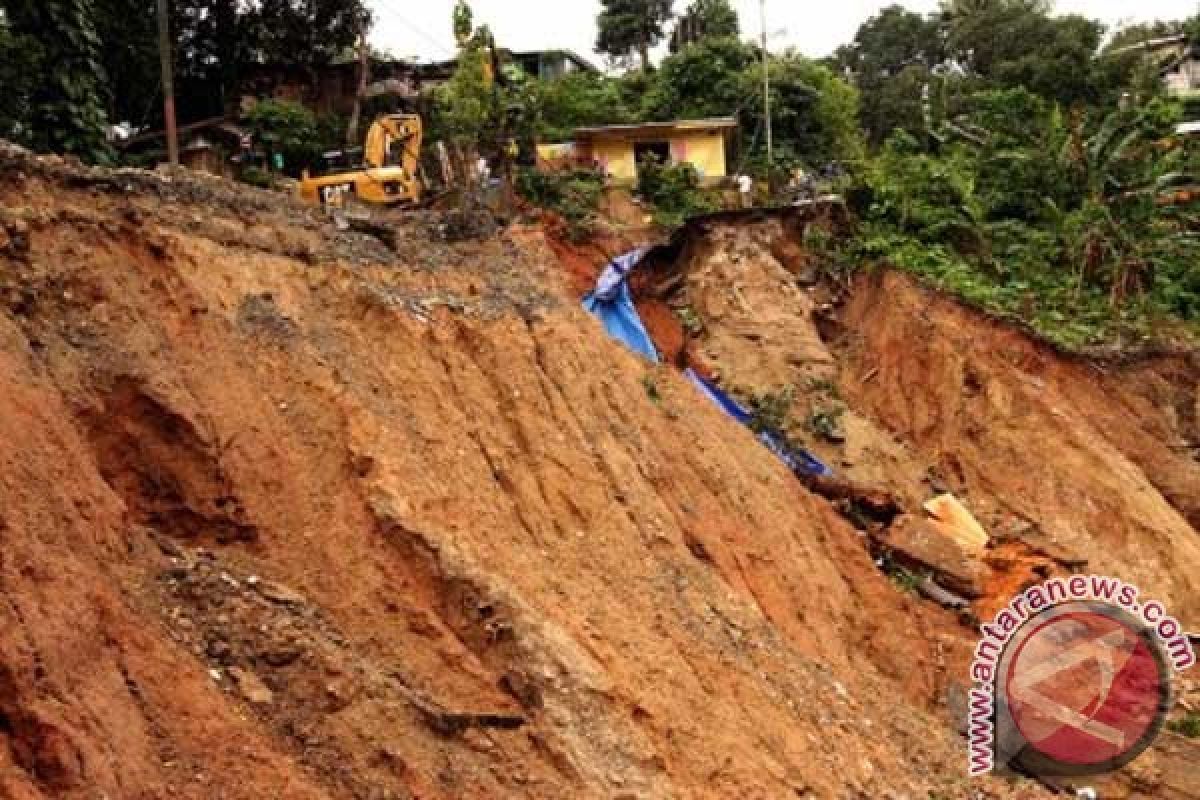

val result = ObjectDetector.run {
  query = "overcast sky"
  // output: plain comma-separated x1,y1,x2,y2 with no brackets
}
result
365,0,1200,65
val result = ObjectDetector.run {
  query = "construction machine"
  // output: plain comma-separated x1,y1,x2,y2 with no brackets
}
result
298,114,423,207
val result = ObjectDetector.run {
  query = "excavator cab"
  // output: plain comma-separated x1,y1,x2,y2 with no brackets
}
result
298,114,423,208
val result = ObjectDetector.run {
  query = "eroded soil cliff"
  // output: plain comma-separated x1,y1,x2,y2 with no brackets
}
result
0,150,1193,799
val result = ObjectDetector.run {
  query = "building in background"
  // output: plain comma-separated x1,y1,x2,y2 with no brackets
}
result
566,118,738,186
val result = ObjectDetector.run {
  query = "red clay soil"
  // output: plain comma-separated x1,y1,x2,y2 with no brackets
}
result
0,147,1188,800
0,149,1057,800
643,216,1200,798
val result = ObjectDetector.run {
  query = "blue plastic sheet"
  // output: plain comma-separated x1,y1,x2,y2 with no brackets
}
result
583,249,659,363
685,369,832,478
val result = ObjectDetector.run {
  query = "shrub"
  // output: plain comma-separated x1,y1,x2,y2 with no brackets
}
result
636,155,719,227
516,168,605,239
242,100,336,178
1168,712,1200,738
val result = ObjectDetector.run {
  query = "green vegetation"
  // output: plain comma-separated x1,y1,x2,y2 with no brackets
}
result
3,0,112,163
887,565,923,594
241,100,345,178
516,168,605,238
848,91,1199,349
806,404,846,443
596,0,674,71
641,372,662,404
635,156,719,227
746,387,795,436
1168,712,1200,738
1,0,1196,351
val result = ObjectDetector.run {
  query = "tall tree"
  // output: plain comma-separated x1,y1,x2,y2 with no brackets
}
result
834,5,942,146
0,8,42,142
670,0,738,52
643,35,755,120
92,0,160,127
942,0,1108,108
596,0,674,71
3,0,112,162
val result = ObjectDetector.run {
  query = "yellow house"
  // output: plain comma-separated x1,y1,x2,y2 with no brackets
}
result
568,118,737,186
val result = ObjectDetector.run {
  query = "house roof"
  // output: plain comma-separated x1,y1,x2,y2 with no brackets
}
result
573,118,738,139
510,49,599,73
1109,33,1188,57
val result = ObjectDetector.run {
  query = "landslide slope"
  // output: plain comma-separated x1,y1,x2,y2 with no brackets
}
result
0,151,1039,799
655,214,1200,798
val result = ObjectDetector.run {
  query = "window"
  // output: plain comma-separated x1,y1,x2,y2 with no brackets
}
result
634,141,670,166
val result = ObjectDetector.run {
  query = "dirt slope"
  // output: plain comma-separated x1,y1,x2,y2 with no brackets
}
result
0,150,1064,799
662,215,1200,621
642,215,1200,797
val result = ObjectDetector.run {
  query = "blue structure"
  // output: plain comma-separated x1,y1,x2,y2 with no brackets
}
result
582,248,659,362
686,369,832,478
583,248,830,479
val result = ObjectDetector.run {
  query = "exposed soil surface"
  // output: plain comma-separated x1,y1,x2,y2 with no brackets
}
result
0,146,1194,799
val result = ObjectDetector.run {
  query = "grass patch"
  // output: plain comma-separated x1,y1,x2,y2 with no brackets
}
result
1168,712,1200,738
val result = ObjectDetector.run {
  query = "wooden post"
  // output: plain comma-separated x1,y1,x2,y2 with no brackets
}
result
156,0,179,166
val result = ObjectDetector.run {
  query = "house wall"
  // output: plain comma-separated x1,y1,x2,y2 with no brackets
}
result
1166,58,1200,94
578,130,729,186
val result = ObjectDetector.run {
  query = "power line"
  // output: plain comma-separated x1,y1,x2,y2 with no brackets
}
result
369,0,457,59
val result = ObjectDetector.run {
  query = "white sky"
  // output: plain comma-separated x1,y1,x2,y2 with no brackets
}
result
365,0,1200,65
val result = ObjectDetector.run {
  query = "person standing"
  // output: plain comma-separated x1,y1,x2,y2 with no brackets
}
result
736,173,754,209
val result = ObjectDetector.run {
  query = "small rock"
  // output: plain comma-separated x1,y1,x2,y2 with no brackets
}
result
228,667,274,706
255,580,307,607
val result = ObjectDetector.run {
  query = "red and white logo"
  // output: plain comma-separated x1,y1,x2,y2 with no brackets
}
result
1000,605,1170,774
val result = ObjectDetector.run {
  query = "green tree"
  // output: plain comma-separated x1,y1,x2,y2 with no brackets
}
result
596,0,674,71
0,10,42,143
92,0,164,127
833,5,942,146
942,0,1109,108
242,99,328,176
670,0,738,52
643,35,756,120
2,0,112,163
744,53,865,172
532,72,634,142
453,0,473,47
248,0,365,74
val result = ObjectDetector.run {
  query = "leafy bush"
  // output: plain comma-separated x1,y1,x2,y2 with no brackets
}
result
516,168,605,238
242,100,334,177
1168,712,1200,738
848,96,1200,350
531,72,635,143
636,156,719,227
746,386,795,435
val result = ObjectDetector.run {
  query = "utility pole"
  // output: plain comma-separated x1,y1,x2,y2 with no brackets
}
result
760,0,773,190
156,0,179,165
346,5,370,147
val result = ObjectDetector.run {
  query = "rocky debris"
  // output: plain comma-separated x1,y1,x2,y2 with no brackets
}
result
916,575,971,610
228,667,275,707
237,293,299,342
877,514,988,599
990,515,1089,570
923,493,989,553
253,578,309,608
405,691,525,737
3,149,1191,799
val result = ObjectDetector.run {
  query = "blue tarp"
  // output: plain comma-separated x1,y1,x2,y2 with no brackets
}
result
582,249,830,479
582,249,659,363
685,369,832,478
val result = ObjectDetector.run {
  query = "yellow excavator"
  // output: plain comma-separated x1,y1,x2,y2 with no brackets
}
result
298,114,423,207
